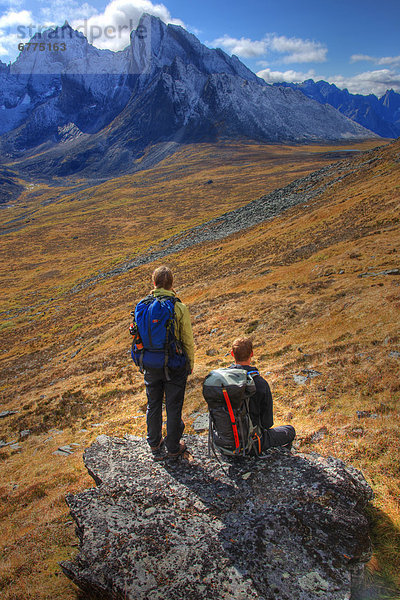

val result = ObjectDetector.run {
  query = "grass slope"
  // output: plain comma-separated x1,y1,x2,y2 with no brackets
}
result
0,138,399,599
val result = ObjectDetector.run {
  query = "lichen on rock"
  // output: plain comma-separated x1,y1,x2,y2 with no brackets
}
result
61,434,373,600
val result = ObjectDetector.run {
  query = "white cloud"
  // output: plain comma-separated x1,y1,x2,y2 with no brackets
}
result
350,54,374,63
257,67,318,84
257,64,400,96
351,53,400,66
210,35,267,58
0,11,34,59
39,0,98,24
376,56,400,66
210,32,327,63
0,31,24,58
70,0,185,51
0,9,32,27
331,69,400,95
266,34,327,63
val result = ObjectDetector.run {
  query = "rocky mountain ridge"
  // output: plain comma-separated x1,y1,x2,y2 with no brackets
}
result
275,79,400,138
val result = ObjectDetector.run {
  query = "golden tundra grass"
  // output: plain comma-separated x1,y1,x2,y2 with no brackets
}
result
0,138,399,598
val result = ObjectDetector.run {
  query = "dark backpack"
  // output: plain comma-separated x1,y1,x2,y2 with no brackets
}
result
130,294,187,375
203,367,263,457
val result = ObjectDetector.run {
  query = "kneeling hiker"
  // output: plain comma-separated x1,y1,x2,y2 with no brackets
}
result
203,337,295,456
130,266,194,460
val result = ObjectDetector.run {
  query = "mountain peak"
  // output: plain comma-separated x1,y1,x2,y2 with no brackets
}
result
127,13,258,81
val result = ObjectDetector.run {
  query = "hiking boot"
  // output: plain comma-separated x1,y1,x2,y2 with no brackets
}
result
150,438,167,461
166,441,192,461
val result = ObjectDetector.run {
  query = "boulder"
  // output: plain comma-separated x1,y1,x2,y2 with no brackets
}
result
61,435,373,600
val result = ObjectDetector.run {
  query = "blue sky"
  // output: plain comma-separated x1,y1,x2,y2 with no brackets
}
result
1,0,399,95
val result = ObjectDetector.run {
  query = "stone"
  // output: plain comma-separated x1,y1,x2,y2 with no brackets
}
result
61,435,373,600
193,413,209,432
304,369,322,378
294,370,322,385
293,374,308,385
0,410,18,418
20,430,31,439
53,445,74,456
311,427,328,442
0,439,18,447
351,428,364,438
389,351,400,358
206,348,217,356
356,411,378,419
358,268,400,278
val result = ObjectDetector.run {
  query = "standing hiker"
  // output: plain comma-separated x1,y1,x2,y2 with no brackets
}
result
130,266,194,460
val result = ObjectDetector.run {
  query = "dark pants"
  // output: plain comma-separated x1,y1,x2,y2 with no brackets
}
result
262,425,296,450
144,367,187,454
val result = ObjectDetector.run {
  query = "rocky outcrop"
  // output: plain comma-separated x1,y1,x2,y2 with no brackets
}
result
61,434,373,600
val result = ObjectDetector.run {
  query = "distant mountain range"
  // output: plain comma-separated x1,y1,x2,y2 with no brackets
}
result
274,80,400,138
0,14,378,178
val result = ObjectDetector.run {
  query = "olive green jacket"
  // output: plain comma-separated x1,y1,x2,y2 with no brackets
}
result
151,287,194,371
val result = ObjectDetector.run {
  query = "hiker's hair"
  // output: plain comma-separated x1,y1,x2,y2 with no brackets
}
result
232,337,253,362
152,266,173,290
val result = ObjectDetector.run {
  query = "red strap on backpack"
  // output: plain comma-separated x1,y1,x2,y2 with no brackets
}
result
222,388,240,450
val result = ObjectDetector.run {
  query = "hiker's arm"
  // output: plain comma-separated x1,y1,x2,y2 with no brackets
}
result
261,381,274,429
176,303,195,371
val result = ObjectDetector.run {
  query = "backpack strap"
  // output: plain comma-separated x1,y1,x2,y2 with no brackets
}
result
247,368,259,377
156,296,176,381
159,295,191,377
222,388,240,452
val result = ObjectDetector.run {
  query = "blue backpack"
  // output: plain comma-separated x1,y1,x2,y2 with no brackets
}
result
130,294,188,375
